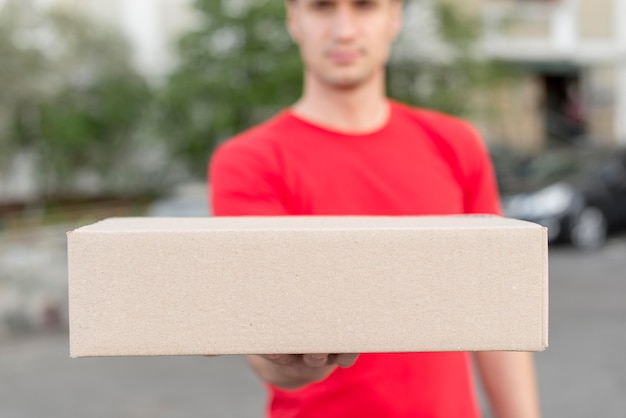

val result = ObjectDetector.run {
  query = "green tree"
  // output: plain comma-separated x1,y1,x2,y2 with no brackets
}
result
0,1,154,201
388,1,510,117
160,0,302,178
160,0,507,178
0,1,48,171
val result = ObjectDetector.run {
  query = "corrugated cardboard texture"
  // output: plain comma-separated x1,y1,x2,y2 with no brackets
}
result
67,216,548,357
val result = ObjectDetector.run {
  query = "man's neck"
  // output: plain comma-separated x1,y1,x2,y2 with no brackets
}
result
292,74,390,134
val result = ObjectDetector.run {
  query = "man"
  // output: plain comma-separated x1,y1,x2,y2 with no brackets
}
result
209,0,541,416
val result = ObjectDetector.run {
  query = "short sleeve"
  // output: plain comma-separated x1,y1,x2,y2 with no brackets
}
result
461,125,502,216
209,139,289,216
411,107,502,216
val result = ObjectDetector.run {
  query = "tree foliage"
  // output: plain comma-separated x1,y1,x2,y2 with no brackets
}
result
0,1,153,200
159,0,302,178
160,0,508,178
388,1,508,116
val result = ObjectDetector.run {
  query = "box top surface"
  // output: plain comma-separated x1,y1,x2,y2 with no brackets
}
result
69,215,542,233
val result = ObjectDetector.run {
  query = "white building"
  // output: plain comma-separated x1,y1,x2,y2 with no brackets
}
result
474,0,626,148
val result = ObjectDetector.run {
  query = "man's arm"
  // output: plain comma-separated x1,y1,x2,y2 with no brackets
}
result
460,123,540,418
210,142,360,389
474,351,541,418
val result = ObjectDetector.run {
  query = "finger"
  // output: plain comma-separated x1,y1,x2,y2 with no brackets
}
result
335,353,360,368
261,354,297,366
302,354,329,367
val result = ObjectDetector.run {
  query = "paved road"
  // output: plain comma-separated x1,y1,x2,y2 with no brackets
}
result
534,236,626,418
0,337,266,418
1,235,625,418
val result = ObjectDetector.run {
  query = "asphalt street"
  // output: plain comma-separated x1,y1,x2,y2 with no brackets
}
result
533,235,626,418
1,234,625,418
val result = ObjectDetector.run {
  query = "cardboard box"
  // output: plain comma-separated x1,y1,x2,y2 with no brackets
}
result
67,216,548,357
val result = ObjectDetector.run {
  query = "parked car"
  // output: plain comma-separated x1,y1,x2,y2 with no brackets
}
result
500,146,626,250
489,145,533,196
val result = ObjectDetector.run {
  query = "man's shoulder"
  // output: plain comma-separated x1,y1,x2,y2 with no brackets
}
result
392,101,486,158
391,101,491,184
392,101,478,140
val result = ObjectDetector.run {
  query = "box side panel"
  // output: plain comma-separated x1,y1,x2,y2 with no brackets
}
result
542,227,550,349
68,225,546,357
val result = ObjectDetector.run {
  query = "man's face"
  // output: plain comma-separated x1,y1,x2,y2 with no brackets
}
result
287,0,402,90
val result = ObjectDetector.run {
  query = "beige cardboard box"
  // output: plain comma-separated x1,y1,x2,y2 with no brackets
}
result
67,216,548,358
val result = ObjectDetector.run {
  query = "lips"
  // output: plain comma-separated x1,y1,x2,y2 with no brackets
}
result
328,50,360,64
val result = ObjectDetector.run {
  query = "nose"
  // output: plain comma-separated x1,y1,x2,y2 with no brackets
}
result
331,6,357,41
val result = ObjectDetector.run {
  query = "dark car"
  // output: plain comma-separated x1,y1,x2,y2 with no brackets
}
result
500,146,626,250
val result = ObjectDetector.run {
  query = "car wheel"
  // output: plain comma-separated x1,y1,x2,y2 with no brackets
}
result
569,206,608,250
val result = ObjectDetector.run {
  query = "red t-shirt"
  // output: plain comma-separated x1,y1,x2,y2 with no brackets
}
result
209,101,501,418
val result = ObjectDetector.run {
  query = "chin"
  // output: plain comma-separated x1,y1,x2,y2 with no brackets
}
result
321,72,375,90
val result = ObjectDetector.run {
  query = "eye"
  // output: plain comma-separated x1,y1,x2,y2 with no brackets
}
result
310,0,335,11
353,0,378,9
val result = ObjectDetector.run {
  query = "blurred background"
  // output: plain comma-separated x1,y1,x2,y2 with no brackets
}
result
1,0,625,417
